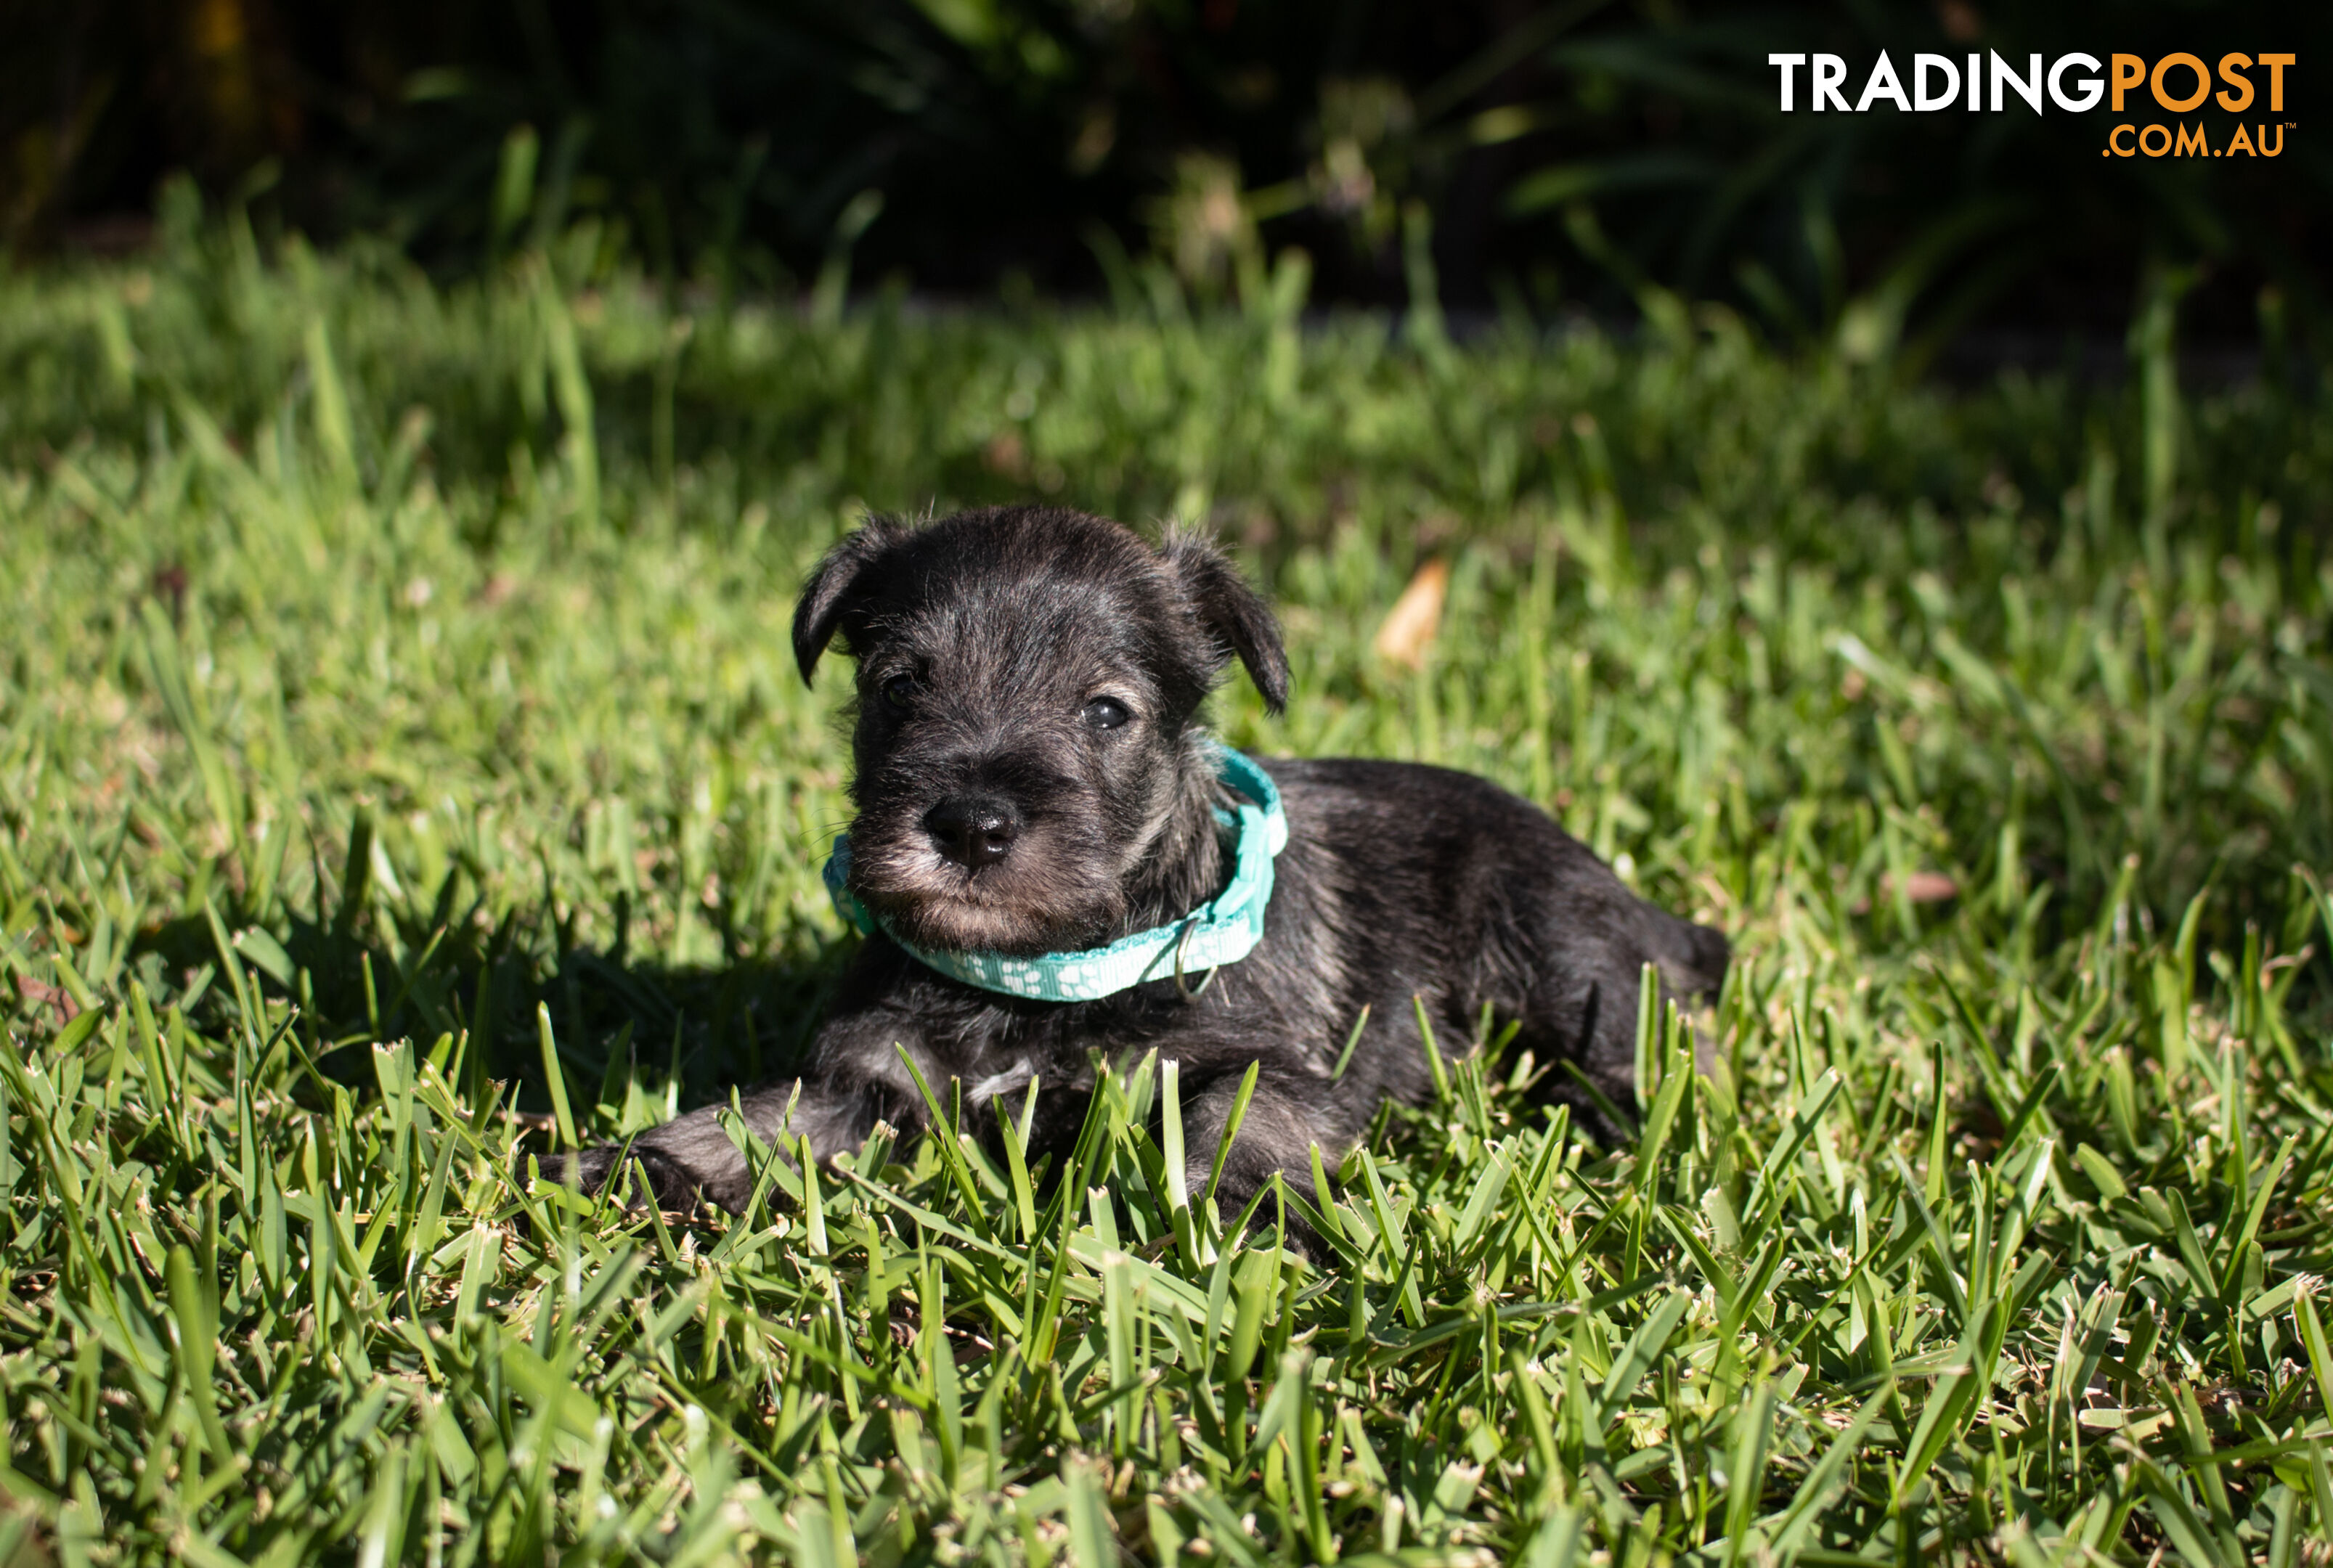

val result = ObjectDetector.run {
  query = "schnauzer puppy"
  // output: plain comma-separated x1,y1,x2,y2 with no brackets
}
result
568,505,1727,1234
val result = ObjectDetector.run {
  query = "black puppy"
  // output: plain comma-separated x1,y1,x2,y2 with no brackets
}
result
569,506,1727,1230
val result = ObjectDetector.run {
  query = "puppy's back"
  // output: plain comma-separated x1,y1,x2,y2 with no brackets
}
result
1261,754,1726,1124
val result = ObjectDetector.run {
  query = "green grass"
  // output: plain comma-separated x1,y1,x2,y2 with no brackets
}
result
1,227,2332,1567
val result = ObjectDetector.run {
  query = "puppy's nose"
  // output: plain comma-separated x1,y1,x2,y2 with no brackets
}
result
924,796,1020,868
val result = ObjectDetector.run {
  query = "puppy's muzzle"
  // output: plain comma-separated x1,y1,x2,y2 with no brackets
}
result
924,794,1021,868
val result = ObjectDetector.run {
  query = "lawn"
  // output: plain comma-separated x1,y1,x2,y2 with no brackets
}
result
2,219,2332,1567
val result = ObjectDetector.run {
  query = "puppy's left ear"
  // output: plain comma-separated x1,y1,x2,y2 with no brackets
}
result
794,517,908,685
1165,532,1290,714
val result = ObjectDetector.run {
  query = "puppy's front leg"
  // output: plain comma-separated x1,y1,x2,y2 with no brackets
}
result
1177,1069,1331,1254
566,1073,888,1214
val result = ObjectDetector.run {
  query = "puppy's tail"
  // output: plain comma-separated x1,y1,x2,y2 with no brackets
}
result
1660,915,1730,1001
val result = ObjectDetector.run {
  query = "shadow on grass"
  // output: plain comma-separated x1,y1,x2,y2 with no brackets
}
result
131,888,854,1131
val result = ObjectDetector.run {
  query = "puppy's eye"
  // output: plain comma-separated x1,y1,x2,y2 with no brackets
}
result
1082,696,1131,731
881,674,917,714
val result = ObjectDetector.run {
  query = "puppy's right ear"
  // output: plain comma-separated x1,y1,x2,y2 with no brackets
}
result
1164,531,1290,714
793,518,908,685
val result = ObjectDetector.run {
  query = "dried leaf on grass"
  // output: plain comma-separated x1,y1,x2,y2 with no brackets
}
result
1374,556,1449,669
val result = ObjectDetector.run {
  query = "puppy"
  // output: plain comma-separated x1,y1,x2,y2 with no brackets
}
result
569,506,1727,1234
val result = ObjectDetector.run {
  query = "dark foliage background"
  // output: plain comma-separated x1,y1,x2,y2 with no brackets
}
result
7,0,2329,354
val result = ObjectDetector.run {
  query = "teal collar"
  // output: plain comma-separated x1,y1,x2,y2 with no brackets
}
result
822,741,1287,1002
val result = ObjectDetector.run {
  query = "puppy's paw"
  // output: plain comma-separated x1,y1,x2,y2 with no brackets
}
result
1202,1172,1327,1265
526,1144,704,1213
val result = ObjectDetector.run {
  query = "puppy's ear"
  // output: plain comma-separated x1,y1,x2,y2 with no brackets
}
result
793,518,908,685
1165,532,1290,714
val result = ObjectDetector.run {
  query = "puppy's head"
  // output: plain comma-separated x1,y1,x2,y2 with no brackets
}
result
794,506,1287,956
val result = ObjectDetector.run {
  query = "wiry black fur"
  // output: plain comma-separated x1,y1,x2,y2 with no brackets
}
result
567,505,1729,1240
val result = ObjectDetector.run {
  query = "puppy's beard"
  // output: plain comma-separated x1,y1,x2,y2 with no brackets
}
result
849,831,1125,956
